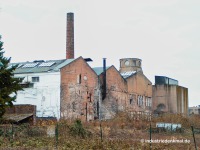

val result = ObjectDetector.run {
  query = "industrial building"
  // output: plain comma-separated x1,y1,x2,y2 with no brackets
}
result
152,76,188,115
9,12,188,121
59,56,152,121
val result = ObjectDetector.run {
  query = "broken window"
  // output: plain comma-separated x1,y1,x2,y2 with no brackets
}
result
130,99,133,105
130,94,136,105
77,74,81,84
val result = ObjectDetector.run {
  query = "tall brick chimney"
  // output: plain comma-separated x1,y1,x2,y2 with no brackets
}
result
66,12,74,59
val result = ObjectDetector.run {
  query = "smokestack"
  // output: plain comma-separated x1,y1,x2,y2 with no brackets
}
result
66,12,74,59
102,58,106,100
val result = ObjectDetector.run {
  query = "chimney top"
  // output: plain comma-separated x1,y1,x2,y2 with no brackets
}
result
66,12,74,59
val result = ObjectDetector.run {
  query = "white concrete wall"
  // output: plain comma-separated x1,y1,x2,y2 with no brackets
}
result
14,72,60,119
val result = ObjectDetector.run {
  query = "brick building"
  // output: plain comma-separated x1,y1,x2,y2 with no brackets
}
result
60,57,98,121
119,58,152,115
9,12,188,121
60,57,153,121
95,65,128,119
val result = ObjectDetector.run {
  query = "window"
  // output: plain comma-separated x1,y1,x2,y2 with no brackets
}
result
130,99,133,105
20,82,34,88
77,74,81,84
89,93,92,102
138,61,141,67
145,97,152,107
133,60,136,66
149,98,152,107
137,95,143,107
32,77,39,82
125,60,130,66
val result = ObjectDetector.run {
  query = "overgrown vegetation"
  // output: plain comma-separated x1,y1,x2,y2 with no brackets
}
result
69,119,91,138
0,113,200,149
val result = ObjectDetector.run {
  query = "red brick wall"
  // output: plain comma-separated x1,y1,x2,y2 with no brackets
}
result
60,58,153,120
5,105,36,114
5,105,36,125
99,66,128,119
60,57,98,121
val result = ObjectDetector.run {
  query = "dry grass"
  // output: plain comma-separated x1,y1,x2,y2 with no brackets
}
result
0,112,200,149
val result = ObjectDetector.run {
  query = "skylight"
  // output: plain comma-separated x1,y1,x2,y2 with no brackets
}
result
38,62,55,67
22,63,38,68
17,64,24,68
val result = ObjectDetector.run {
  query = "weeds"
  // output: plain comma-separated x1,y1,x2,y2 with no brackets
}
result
0,112,200,149
69,119,87,138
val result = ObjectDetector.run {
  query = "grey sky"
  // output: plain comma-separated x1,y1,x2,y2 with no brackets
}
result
0,0,199,106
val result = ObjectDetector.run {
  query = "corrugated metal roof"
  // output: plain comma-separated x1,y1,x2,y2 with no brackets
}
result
9,57,91,74
120,71,136,79
54,59,75,70
92,67,110,76
10,59,67,74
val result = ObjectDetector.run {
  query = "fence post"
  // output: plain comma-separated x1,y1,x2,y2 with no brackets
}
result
150,123,152,150
10,123,14,147
191,126,197,150
11,123,14,138
55,123,58,149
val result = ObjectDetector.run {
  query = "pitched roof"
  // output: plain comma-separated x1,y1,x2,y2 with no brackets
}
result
92,66,110,76
10,57,93,74
53,59,75,70
9,59,76,74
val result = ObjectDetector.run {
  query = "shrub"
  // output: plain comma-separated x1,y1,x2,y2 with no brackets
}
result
69,119,89,138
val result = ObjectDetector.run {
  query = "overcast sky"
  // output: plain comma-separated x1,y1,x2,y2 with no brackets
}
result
0,0,199,106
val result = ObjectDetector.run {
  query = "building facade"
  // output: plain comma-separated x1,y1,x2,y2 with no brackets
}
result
9,12,189,121
10,59,73,119
59,57,153,121
189,106,200,115
119,58,152,115
152,76,188,115
60,57,98,121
